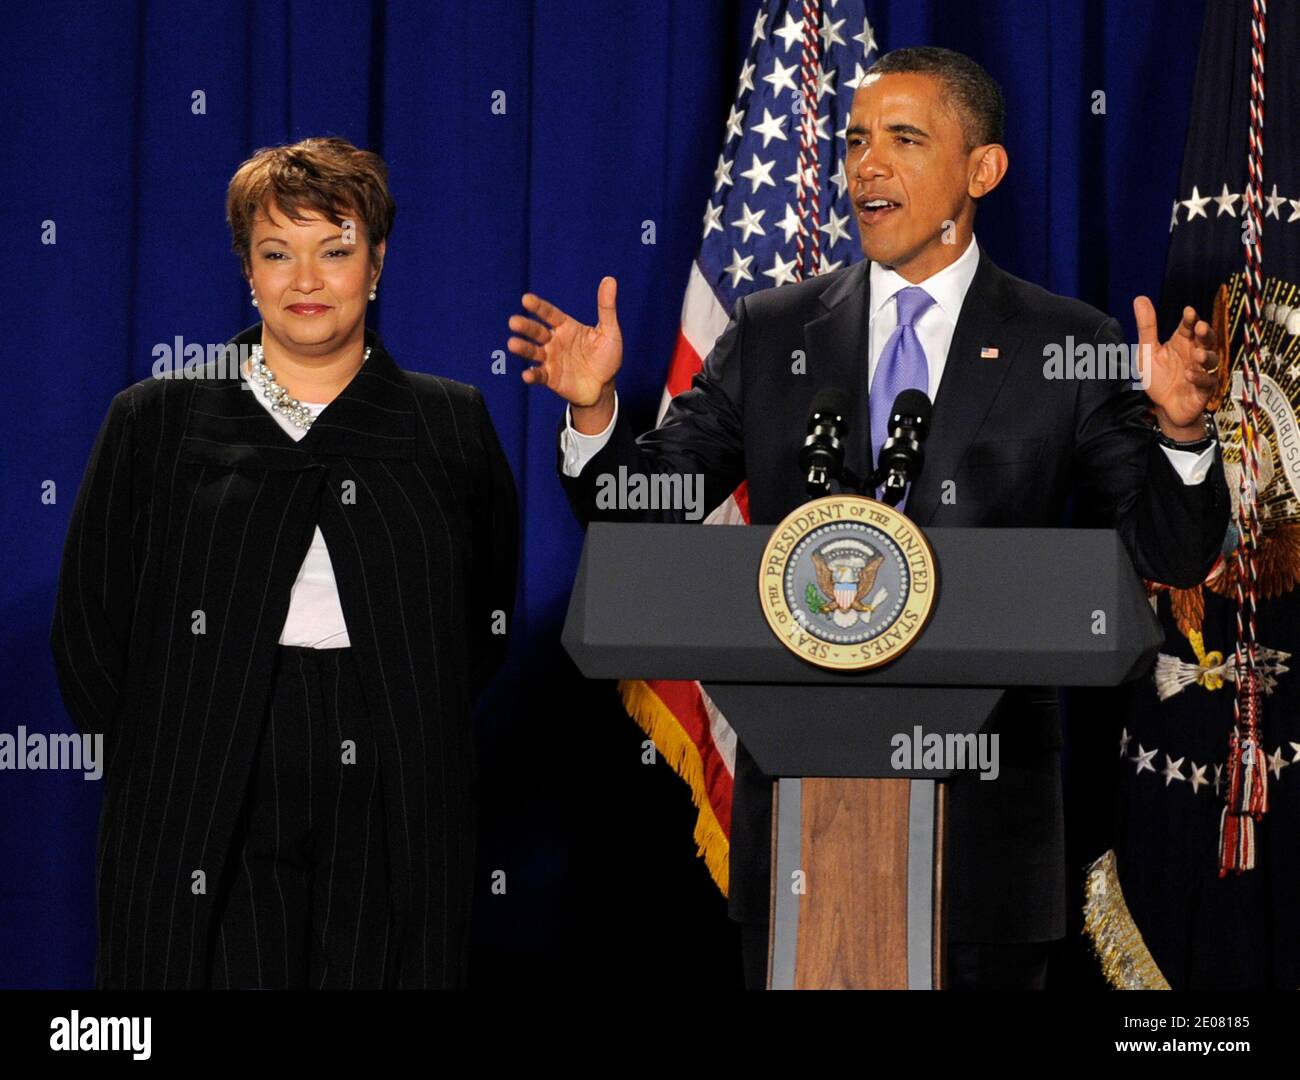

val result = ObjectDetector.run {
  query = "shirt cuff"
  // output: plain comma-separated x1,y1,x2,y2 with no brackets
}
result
1159,441,1217,485
560,392,619,477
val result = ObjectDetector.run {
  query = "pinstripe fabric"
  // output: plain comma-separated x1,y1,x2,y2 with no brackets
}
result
50,323,519,988
211,646,394,990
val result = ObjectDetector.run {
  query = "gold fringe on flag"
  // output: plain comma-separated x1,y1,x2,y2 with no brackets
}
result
1082,849,1171,989
618,678,730,895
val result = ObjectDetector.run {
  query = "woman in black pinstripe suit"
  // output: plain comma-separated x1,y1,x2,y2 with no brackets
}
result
50,136,519,988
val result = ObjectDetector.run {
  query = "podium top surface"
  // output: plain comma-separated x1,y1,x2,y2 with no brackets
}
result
561,523,1162,687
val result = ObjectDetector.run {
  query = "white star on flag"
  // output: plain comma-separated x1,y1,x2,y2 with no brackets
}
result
722,248,754,287
1133,744,1158,775
1265,182,1287,218
1213,183,1239,216
730,202,767,243
724,105,745,142
740,153,777,193
713,154,734,193
820,13,846,48
773,11,802,52
750,108,789,148
764,251,800,287
1182,185,1211,220
764,56,799,97
1162,754,1186,786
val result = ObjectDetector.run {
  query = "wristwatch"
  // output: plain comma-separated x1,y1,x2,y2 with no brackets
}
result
1152,410,1217,452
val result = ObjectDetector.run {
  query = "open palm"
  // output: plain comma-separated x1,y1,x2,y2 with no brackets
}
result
507,276,623,407
1134,295,1219,432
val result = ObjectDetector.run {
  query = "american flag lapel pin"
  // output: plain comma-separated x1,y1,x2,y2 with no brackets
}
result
980,345,999,359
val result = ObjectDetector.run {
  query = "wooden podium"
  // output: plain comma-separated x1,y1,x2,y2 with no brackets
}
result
562,523,1160,988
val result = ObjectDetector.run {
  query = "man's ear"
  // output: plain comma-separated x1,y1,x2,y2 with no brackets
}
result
968,144,1008,199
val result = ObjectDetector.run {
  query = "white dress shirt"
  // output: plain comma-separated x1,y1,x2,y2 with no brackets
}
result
559,234,1215,485
242,356,352,648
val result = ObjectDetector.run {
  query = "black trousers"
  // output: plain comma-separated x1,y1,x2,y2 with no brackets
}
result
740,922,1049,989
208,646,396,989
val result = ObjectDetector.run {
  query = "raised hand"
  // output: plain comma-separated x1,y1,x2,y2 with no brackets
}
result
507,276,623,409
1133,295,1219,437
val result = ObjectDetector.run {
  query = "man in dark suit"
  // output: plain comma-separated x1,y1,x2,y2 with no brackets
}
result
506,46,1228,988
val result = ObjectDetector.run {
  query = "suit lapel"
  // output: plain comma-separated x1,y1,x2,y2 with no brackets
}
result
802,259,873,489
905,247,1022,525
180,322,418,471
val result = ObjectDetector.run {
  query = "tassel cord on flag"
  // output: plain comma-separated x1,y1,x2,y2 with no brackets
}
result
794,1,823,280
1220,0,1270,876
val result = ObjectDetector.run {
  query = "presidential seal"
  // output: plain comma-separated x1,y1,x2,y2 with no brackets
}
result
758,495,938,671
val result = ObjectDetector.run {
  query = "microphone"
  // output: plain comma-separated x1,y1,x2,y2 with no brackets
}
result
871,389,933,506
799,387,853,496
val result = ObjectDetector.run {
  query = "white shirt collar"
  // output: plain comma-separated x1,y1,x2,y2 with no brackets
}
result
868,233,980,324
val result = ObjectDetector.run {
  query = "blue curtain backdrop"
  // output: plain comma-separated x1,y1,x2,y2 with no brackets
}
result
0,0,1204,988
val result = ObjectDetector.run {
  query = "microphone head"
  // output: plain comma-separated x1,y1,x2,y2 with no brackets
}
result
891,388,932,425
810,387,852,424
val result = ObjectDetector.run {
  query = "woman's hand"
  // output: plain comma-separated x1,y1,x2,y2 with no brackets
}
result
507,276,623,426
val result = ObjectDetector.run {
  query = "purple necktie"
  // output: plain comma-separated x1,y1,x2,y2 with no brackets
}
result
870,286,934,505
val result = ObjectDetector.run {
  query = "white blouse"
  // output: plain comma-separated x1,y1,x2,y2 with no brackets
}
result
242,357,351,648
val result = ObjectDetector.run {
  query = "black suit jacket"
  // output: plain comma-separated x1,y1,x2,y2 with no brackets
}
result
50,322,519,987
557,245,1229,942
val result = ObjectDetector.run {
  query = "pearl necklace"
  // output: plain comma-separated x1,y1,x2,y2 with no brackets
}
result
246,342,371,431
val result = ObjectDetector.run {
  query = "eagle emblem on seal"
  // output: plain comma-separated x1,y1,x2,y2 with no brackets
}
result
807,539,888,629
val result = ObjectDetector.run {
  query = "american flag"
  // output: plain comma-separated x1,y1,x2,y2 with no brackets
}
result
618,0,878,895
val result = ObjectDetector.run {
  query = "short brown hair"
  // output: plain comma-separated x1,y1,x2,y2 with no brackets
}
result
225,135,396,278
865,46,1004,151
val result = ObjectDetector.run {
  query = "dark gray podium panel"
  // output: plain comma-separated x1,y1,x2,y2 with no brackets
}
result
562,524,1161,686
701,684,1007,778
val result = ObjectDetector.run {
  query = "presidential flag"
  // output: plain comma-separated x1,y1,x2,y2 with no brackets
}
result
617,0,878,893
1085,0,1300,990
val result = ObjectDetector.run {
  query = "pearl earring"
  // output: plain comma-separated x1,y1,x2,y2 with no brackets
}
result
250,286,258,308
369,286,377,301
